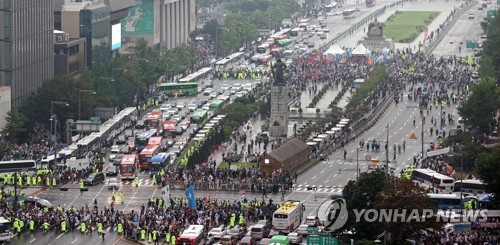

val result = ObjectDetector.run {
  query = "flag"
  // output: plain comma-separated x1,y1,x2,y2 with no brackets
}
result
185,186,197,209
162,185,170,208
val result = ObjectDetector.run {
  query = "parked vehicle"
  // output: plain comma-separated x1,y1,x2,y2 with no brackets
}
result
83,172,105,186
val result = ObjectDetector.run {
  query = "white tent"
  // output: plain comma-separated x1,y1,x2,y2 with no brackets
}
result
352,43,369,56
324,44,345,55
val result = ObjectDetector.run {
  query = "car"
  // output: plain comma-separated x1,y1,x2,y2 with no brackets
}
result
107,178,119,190
83,172,105,186
478,6,483,10
296,225,308,236
228,226,246,240
320,33,327,39
221,84,231,90
109,145,120,160
250,221,271,240
308,32,314,37
202,104,211,111
229,88,238,95
175,125,184,135
174,141,185,151
180,123,189,131
177,109,188,119
203,80,214,88
468,13,474,19
322,28,330,32
171,115,182,123
307,42,315,48
106,165,119,176
233,83,242,89
320,23,327,28
235,91,246,98
316,31,324,36
176,103,185,110
204,88,214,95
135,120,145,129
220,235,236,245
165,138,175,147
240,236,257,245
287,233,302,244
113,153,124,166
326,11,335,16
124,129,133,138
208,227,227,240
120,145,130,154
187,103,198,111
115,134,126,144
209,92,218,99
258,238,270,245
333,10,343,15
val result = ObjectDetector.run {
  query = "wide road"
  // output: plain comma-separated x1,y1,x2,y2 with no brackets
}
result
432,1,485,57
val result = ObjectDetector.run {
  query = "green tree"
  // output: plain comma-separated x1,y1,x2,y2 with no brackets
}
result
475,147,500,200
458,78,497,133
341,170,386,240
4,109,27,142
0,142,12,160
373,177,442,243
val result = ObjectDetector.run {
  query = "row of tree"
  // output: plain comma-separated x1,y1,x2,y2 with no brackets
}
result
3,39,201,143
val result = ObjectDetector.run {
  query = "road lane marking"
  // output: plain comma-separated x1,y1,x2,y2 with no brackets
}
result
56,231,66,239
320,170,325,173
70,239,78,244
68,193,81,208
324,180,329,183
311,176,317,179
29,238,36,244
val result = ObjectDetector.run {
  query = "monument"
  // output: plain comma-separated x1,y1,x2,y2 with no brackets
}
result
360,19,394,50
269,59,288,138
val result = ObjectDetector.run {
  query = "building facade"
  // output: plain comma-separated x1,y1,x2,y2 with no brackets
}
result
0,0,54,106
53,30,87,78
121,0,196,50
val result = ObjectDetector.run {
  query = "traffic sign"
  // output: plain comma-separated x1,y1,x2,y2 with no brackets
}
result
307,235,339,245
410,133,417,139
487,10,495,17
466,41,480,49
365,155,371,161
89,116,100,122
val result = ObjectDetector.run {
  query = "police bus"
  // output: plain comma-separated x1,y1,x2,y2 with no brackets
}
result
412,168,454,193
177,225,206,245
0,217,14,241
272,200,304,233
453,179,486,196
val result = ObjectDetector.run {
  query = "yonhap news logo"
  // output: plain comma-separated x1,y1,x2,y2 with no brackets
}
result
319,197,489,233
322,198,348,233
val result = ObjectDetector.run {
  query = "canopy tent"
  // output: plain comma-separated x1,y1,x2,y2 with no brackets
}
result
340,118,350,122
313,138,324,142
306,142,318,146
325,130,336,135
199,129,209,134
215,115,226,119
335,124,346,128
317,134,329,138
338,121,349,125
192,137,204,141
324,43,346,55
352,43,369,56
195,134,206,138
331,127,342,131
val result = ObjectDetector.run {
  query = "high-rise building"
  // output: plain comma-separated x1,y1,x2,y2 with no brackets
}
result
121,0,196,50
0,0,54,107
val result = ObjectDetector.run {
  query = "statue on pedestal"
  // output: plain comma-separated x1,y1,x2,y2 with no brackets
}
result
368,19,383,38
271,59,287,84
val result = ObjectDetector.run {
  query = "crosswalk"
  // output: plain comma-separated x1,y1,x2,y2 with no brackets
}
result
69,178,159,187
293,185,343,193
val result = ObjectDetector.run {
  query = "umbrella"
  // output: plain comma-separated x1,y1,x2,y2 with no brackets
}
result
317,134,328,138
306,142,317,146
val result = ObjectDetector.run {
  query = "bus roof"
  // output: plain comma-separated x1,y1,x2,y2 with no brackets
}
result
182,225,204,236
428,193,461,199
275,200,301,213
138,129,158,138
151,153,170,163
148,136,162,145
455,179,484,184
159,82,197,87
121,154,137,163
0,217,9,223
211,100,224,105
162,120,176,131
413,168,454,179
192,109,208,116
179,67,212,83
140,145,160,156
298,18,309,23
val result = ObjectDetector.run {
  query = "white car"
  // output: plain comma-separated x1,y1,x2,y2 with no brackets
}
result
208,227,227,239
204,88,214,95
187,104,198,111
322,28,330,32
108,178,119,190
110,145,120,160
221,84,231,90
288,232,302,244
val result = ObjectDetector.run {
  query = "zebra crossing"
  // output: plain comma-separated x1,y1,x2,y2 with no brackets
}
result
69,178,159,187
293,184,343,193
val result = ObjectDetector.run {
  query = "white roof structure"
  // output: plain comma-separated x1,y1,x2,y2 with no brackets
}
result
352,43,369,56
324,44,345,55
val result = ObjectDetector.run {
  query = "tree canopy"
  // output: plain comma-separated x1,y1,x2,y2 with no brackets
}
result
458,77,498,133
475,147,500,202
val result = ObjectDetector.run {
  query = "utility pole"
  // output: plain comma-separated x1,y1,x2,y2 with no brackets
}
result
421,116,424,159
356,147,359,180
385,124,389,176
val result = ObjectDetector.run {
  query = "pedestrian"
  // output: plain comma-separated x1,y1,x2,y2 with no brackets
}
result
262,186,267,199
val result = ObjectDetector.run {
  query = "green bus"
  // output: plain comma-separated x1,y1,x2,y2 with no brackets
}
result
191,109,208,123
209,100,225,112
157,82,198,96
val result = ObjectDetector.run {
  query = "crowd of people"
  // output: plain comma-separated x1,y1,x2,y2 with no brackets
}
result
421,229,500,244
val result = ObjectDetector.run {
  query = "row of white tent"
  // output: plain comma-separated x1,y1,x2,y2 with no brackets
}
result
307,119,350,146
323,43,369,56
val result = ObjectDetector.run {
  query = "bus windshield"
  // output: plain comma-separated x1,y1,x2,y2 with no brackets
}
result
120,164,135,173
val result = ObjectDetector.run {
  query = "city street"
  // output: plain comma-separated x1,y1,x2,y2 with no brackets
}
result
7,1,483,244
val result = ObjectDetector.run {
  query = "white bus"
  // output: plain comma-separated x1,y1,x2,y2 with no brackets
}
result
0,217,14,242
343,9,356,19
177,225,205,245
453,179,486,196
412,168,454,193
272,200,304,233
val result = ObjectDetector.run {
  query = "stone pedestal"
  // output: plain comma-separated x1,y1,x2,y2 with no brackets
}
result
269,84,288,138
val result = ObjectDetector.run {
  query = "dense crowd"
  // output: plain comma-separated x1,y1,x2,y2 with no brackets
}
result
421,229,500,245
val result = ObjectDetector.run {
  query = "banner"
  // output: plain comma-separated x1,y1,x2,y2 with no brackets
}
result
162,185,170,208
425,147,450,158
185,186,197,209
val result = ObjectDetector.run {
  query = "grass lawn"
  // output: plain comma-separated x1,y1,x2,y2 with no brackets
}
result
383,11,440,43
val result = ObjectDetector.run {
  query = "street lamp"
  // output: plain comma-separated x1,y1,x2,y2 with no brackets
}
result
78,89,96,120
50,101,70,142
385,124,389,176
356,147,360,180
